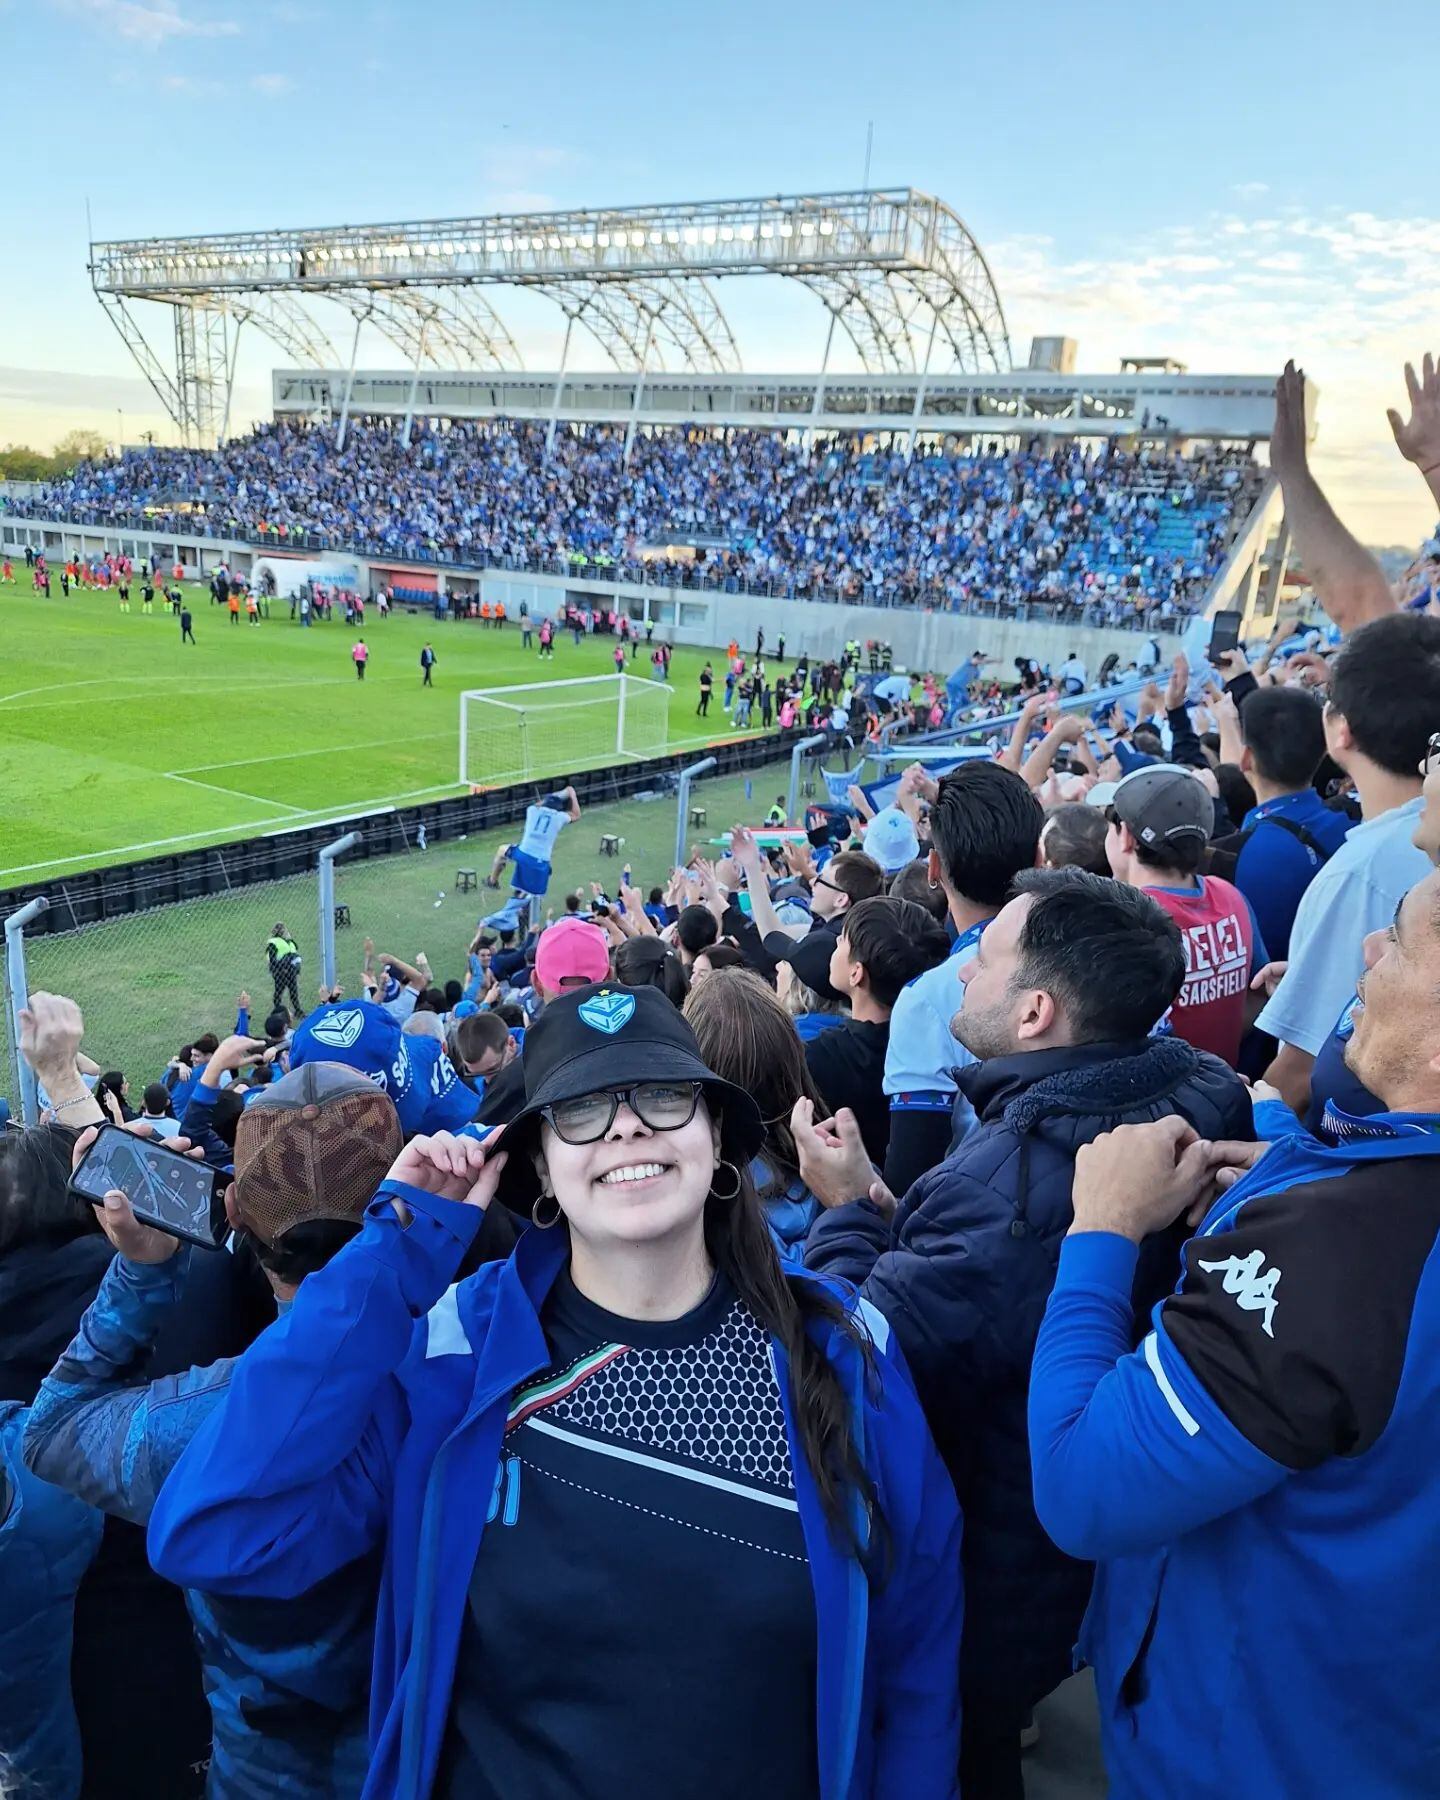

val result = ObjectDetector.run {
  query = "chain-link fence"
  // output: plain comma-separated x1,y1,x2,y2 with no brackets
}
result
0,834,366,1123
1,753,799,1123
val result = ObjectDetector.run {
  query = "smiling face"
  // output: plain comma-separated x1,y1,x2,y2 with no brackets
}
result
537,1091,721,1252
1345,870,1440,1108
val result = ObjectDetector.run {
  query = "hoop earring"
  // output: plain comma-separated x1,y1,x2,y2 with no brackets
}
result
532,1193,562,1229
927,874,940,890
709,1160,742,1201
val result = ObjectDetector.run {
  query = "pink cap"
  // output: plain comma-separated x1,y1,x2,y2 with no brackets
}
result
534,917,611,995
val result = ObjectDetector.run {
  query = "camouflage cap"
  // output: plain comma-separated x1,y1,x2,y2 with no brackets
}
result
232,1061,401,1245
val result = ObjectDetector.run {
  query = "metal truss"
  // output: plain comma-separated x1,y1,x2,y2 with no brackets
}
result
91,188,1009,441
532,276,739,374
330,286,522,370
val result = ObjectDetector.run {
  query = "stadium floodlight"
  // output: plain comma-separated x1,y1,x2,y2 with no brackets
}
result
458,674,671,791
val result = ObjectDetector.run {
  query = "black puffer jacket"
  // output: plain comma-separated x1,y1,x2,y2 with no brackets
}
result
805,1036,1253,1713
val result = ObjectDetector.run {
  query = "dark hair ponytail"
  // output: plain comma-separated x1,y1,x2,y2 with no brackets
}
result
704,1161,886,1570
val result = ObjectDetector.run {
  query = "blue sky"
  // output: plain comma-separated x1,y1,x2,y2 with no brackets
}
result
2,0,1437,542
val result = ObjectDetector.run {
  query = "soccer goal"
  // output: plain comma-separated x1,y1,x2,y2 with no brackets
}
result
458,674,672,788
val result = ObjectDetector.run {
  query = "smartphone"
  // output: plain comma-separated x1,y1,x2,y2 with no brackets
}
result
1207,610,1244,661
69,1124,229,1250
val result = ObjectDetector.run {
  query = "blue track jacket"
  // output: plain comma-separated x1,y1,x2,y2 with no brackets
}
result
149,1184,964,1800
22,1249,371,1798
1029,1099,1440,1798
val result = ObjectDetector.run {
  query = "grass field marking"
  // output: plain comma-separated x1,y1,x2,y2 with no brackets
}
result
0,670,423,712
171,728,456,777
162,772,311,815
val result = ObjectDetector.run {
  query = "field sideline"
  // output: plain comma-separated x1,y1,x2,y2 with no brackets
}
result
0,581,753,882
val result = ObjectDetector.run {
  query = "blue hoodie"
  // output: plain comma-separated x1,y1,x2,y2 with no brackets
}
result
149,1186,964,1800
1029,1099,1440,1798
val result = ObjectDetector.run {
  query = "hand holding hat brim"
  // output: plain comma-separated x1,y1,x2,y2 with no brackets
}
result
383,1129,507,1220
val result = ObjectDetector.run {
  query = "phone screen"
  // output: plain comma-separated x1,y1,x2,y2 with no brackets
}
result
72,1128,224,1247
1208,610,1243,660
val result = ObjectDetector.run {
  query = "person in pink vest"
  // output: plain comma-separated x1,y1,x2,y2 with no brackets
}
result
351,639,369,682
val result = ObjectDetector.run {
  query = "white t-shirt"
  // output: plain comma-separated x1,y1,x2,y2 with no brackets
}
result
882,921,986,1133
518,801,570,862
1257,796,1428,1056
1060,657,1088,688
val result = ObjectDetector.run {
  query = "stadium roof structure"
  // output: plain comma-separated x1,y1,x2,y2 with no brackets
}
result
89,188,1013,446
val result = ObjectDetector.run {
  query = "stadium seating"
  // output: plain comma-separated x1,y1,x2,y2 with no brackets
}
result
11,418,1261,618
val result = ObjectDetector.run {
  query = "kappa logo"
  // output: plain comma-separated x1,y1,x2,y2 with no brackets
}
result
309,1008,366,1051
1197,1249,1280,1338
578,989,635,1035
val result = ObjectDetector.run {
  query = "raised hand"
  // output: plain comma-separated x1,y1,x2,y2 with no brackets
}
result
1386,353,1440,475
384,1130,507,1209
18,991,86,1077
790,1098,886,1212
1271,358,1308,477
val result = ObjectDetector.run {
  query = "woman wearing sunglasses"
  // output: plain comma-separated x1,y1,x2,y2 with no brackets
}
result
151,983,962,1799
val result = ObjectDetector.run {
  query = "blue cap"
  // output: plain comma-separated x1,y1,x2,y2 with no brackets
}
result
290,999,478,1136
862,805,921,874
1114,740,1161,775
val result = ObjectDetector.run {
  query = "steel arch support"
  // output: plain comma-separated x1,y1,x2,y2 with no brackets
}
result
415,287,524,369
921,199,1013,371
632,277,741,373
233,291,338,367
794,270,916,373
532,282,656,370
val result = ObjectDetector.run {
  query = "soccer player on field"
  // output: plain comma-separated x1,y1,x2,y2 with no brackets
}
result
485,786,581,898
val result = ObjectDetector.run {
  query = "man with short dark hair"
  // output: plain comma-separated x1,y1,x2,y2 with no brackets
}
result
799,868,1253,1800
1098,765,1267,1067
881,760,1044,1193
1209,685,1352,957
452,1010,517,1083
1257,612,1440,1111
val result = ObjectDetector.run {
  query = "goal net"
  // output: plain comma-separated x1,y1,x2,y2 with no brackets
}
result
459,674,672,788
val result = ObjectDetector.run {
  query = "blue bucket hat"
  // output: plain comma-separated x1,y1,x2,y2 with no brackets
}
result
290,999,478,1136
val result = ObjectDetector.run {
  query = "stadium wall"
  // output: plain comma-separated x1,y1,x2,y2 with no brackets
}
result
2,514,1185,673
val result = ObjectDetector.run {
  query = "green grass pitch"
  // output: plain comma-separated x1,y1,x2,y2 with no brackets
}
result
0,580,752,884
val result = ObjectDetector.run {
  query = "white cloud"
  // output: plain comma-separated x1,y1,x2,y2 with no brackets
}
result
1232,180,1270,197
249,72,293,95
986,201,1440,542
53,0,240,47
477,144,574,214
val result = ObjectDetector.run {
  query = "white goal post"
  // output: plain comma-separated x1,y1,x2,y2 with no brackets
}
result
458,674,673,788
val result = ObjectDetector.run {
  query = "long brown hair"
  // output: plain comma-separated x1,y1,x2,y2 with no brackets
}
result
705,1154,883,1565
683,967,828,1187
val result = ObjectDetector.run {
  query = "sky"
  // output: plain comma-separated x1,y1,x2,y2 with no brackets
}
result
1,0,1437,546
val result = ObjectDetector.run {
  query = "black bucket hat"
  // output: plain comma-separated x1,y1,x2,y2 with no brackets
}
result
495,982,764,1206
763,921,843,1002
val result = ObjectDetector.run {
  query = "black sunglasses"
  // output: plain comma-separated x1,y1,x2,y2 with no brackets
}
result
542,1081,702,1145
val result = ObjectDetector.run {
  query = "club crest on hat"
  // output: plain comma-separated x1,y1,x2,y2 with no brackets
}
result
310,1008,366,1050
578,989,635,1036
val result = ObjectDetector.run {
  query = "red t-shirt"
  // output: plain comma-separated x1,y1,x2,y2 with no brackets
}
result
1144,874,1258,1067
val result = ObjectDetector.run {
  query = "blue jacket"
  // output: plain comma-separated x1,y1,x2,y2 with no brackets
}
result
23,1250,372,1798
1,1402,104,1800
1030,1099,1440,1798
149,1185,964,1800
806,1036,1252,1714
